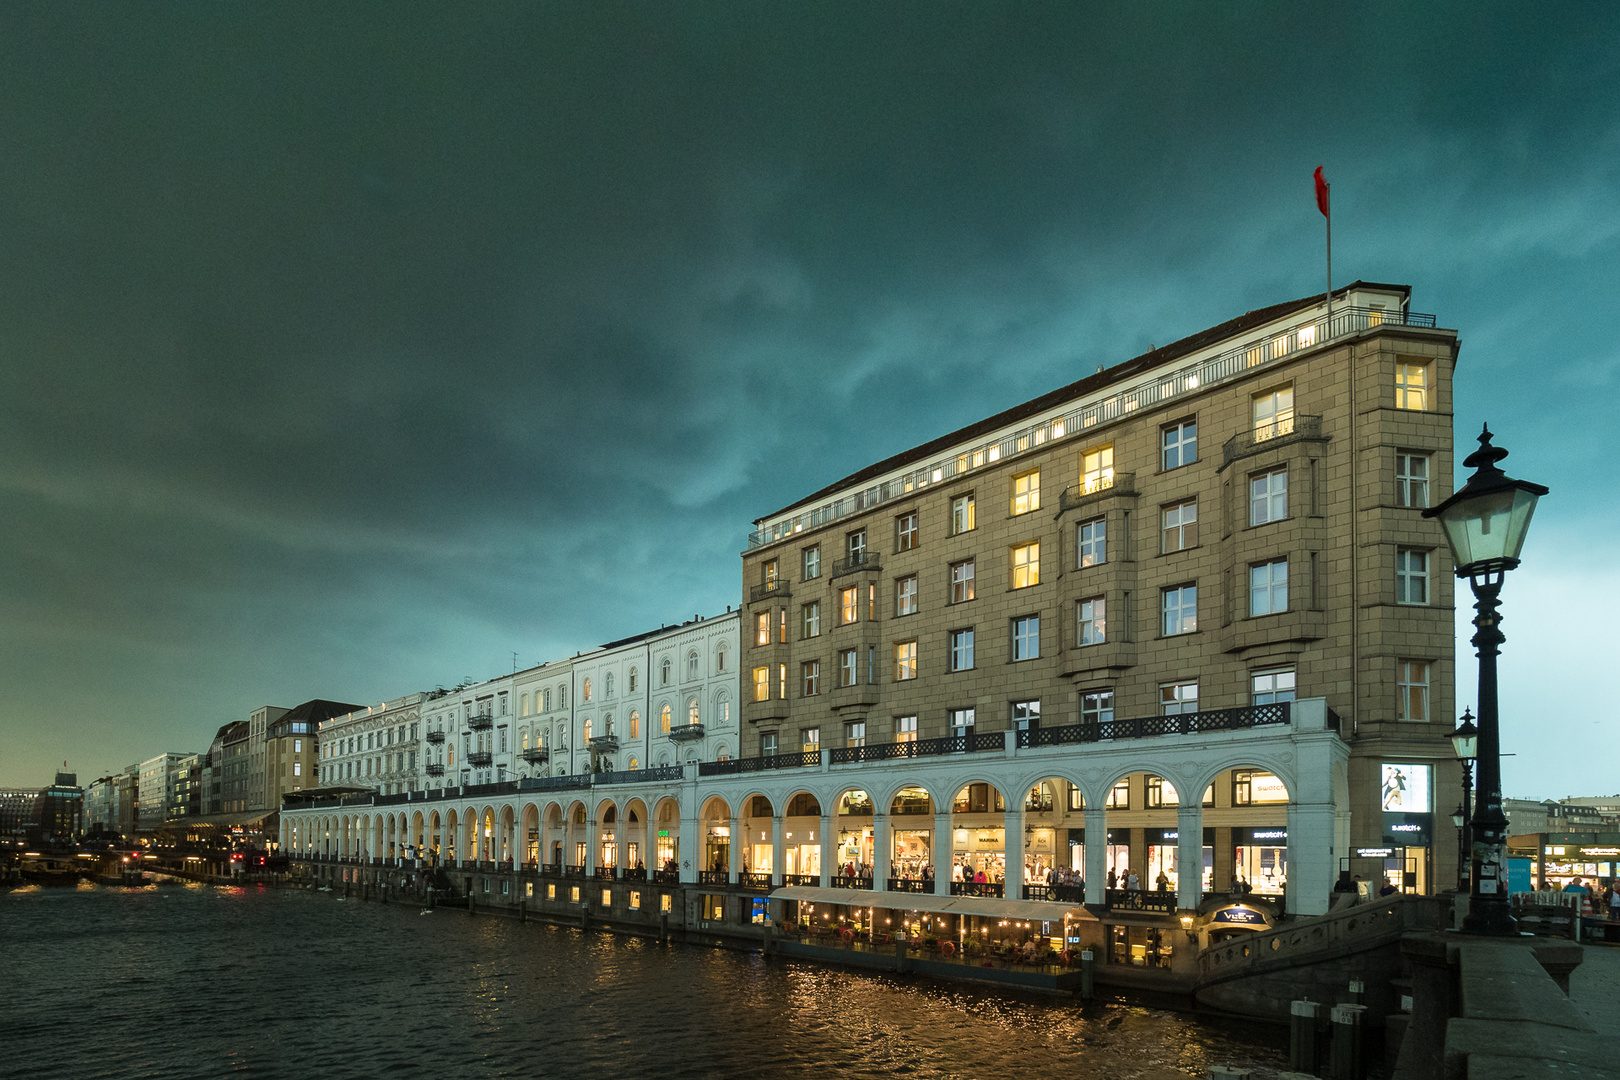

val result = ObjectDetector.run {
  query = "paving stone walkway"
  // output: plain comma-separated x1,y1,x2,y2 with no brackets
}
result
1570,939,1620,1031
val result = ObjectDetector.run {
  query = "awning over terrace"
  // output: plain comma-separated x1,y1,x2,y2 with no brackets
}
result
769,885,1091,923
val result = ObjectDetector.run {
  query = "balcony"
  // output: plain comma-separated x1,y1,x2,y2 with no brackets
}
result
831,874,872,890
588,734,620,754
594,866,616,881
466,751,493,768
699,870,731,887
653,868,680,885
830,551,881,578
519,747,549,764
1058,472,1137,514
738,872,773,892
467,713,494,731
668,723,705,743
698,750,821,776
425,730,445,744
829,730,1005,765
425,763,445,776
1220,414,1326,468
1106,888,1175,913
886,877,929,893
1018,701,1290,749
951,880,1004,898
1023,883,1085,903
750,580,791,603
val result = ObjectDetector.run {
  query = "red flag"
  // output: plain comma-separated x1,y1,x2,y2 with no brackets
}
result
1313,166,1329,217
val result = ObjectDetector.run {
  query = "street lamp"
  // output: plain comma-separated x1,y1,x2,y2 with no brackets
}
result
1450,709,1478,891
1423,425,1547,935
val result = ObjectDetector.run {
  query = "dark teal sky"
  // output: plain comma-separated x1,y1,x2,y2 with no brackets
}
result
1,3,1615,796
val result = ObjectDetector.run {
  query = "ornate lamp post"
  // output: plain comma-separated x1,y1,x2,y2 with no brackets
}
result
1450,709,1478,891
1423,425,1547,935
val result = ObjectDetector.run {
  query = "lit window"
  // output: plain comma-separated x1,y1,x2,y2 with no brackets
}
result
1011,542,1040,588
838,649,857,688
582,679,592,703
1077,597,1105,645
1011,469,1040,515
1397,660,1430,721
837,586,858,626
755,612,770,646
949,707,976,732
763,559,779,586
895,575,918,616
1250,559,1288,616
630,711,640,738
896,511,918,551
778,664,786,700
801,602,821,639
895,641,918,681
1397,452,1430,508
801,661,820,697
948,628,974,672
1105,779,1130,809
1162,420,1197,470
1252,669,1296,705
1160,681,1199,715
896,715,918,743
688,699,700,727
950,560,975,603
1162,499,1198,553
1082,445,1114,494
803,546,821,580
660,704,671,733
845,721,866,748
1395,361,1429,411
1396,548,1429,605
951,494,976,535
1077,518,1106,568
752,667,769,703
1162,585,1197,636
801,727,820,756
1145,775,1178,808
1253,386,1294,440
1250,468,1287,526
1011,615,1040,661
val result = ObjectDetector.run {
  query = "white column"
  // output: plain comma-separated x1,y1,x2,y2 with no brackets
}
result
679,810,699,884
872,813,890,891
1084,807,1107,906
933,811,953,895
1003,804,1024,899
728,815,742,882
819,813,834,887
586,817,599,872
1177,805,1203,911
771,816,784,886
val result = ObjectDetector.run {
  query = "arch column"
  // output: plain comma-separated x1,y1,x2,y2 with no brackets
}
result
1003,803,1024,899
932,811,953,895
1084,807,1107,905
770,816,784,887
818,812,833,887
679,809,699,884
586,817,599,872
872,813,889,891
1176,805,1203,911
728,815,742,881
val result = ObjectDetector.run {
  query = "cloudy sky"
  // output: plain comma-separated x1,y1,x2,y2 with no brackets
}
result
2,3,1615,798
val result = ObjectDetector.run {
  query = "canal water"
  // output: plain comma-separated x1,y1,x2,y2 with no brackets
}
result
1,882,1286,1079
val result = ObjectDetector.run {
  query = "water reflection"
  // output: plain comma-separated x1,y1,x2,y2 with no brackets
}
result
2,885,1283,1079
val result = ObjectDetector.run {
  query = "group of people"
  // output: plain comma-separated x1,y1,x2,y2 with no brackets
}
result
1556,876,1620,919
1103,867,1176,892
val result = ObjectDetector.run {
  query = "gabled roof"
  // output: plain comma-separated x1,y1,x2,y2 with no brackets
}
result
758,281,1409,522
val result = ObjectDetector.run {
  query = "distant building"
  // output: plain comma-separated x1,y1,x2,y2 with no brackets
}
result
169,753,203,820
263,699,361,809
0,788,39,846
220,723,251,812
115,765,139,836
137,753,187,833
83,775,122,836
319,694,424,796
246,706,290,813
29,773,82,847
1506,796,1620,837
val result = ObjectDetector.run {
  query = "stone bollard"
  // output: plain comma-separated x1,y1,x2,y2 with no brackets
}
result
1206,1068,1252,1080
659,912,670,944
1330,1003,1367,1080
1079,949,1095,1001
1289,999,1323,1073
468,892,475,915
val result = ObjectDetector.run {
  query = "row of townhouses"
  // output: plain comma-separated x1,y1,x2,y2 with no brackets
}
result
277,282,1469,949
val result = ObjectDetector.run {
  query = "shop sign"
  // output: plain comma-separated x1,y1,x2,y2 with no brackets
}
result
1353,846,1398,859
1580,847,1620,857
658,830,670,837
1213,906,1266,925
1380,764,1432,813
1249,828,1288,843
1382,813,1432,846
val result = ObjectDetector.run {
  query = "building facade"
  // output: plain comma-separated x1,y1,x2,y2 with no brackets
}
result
264,699,359,808
319,694,424,796
137,753,187,833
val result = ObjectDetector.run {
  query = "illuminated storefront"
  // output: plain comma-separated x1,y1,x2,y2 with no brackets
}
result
1234,827,1288,895
1380,763,1435,894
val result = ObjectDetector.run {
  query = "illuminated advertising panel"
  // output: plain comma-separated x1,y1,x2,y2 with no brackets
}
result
1380,764,1431,813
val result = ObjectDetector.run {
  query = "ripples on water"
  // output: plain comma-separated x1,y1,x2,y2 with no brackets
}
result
1,883,1285,1080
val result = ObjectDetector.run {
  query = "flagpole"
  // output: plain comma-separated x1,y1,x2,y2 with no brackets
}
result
1325,179,1332,326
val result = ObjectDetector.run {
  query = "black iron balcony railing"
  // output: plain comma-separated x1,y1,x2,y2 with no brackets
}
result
424,763,445,776
668,723,706,743
1022,883,1086,903
621,867,647,882
951,880,1004,898
517,774,592,792
699,750,821,776
595,764,685,785
564,864,586,878
830,730,1005,764
425,730,446,744
652,868,680,885
1106,888,1176,913
886,877,929,893
588,734,620,754
466,751,493,768
830,551,881,578
738,872,773,891
467,713,494,730
750,580,791,603
1019,702,1290,749
699,870,730,886
593,866,616,881
783,873,818,887
519,747,549,764
540,862,562,877
1058,472,1136,513
831,874,872,890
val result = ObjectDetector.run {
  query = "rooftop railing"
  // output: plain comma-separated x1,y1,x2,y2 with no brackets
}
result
747,304,1436,548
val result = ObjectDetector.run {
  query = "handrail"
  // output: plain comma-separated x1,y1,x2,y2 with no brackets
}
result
747,304,1436,548
699,750,821,776
1019,702,1290,748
